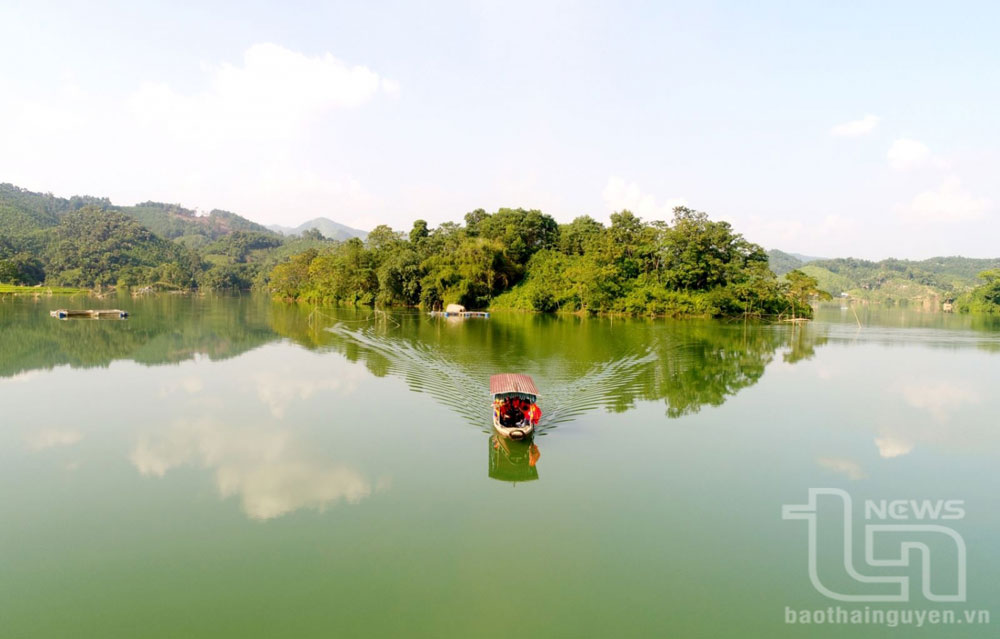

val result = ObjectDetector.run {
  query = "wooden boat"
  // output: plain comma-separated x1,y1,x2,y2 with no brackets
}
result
490,373,540,440
50,309,129,320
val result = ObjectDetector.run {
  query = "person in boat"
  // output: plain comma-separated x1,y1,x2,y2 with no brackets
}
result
508,399,523,426
526,402,541,425
497,397,518,427
496,398,510,426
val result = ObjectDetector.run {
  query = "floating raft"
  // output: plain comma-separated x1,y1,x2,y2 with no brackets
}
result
429,311,490,319
50,309,129,320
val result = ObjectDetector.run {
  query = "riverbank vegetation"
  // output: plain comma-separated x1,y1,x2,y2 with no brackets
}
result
0,283,88,295
955,270,1000,313
271,207,815,318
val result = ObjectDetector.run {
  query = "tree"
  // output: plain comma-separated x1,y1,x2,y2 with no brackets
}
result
558,216,604,255
464,209,488,236
660,207,766,291
270,248,319,298
366,224,402,252
0,260,19,283
409,219,429,244
955,269,1000,312
784,269,832,319
305,238,378,304
0,253,44,285
476,208,559,265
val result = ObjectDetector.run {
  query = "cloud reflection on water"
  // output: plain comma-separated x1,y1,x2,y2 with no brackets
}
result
817,457,867,480
131,418,371,520
25,428,83,451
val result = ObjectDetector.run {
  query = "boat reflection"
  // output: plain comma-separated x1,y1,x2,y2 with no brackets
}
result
488,434,540,483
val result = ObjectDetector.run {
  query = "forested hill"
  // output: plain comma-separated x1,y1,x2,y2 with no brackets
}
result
766,249,822,275
0,183,274,245
0,183,335,289
126,202,275,247
767,247,1000,304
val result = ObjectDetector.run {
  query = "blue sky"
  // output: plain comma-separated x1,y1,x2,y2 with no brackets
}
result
1,0,998,258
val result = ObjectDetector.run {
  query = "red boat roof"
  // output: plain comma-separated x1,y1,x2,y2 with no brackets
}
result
490,373,540,397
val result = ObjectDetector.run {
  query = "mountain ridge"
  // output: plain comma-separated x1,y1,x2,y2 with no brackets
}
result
0,182,366,245
267,217,368,241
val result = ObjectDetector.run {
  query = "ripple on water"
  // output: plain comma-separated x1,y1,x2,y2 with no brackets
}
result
328,323,662,432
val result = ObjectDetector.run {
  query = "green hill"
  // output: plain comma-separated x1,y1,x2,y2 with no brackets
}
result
793,256,1000,305
124,202,276,244
767,249,803,275
0,184,302,289
43,207,187,287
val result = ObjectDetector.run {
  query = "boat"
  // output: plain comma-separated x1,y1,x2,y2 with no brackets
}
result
490,373,540,440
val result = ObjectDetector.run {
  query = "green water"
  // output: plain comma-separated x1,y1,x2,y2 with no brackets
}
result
1,294,997,637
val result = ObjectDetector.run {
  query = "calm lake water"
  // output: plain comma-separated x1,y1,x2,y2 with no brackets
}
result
1,294,998,637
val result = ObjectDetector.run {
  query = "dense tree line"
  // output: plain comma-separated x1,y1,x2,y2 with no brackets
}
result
271,207,814,318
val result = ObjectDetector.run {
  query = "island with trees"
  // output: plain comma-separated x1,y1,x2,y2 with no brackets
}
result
270,206,817,318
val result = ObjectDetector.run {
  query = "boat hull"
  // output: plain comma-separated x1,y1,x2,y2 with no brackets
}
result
492,415,534,440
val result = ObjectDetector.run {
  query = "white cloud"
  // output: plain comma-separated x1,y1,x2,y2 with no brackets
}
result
0,43,395,226
887,138,948,171
602,177,686,220
895,177,989,224
817,457,867,480
830,114,880,137
129,43,384,140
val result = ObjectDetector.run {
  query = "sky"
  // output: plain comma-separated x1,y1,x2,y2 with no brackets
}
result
1,0,998,259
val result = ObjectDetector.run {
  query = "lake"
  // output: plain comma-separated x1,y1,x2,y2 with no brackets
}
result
1,294,997,637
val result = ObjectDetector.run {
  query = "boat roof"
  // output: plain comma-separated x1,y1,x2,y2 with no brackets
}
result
490,373,539,397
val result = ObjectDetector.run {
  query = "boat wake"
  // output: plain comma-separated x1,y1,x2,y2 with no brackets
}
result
326,322,660,432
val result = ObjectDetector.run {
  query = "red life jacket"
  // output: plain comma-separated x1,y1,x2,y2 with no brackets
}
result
528,404,541,424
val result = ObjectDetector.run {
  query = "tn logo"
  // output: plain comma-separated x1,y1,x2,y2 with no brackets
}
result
782,488,967,603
